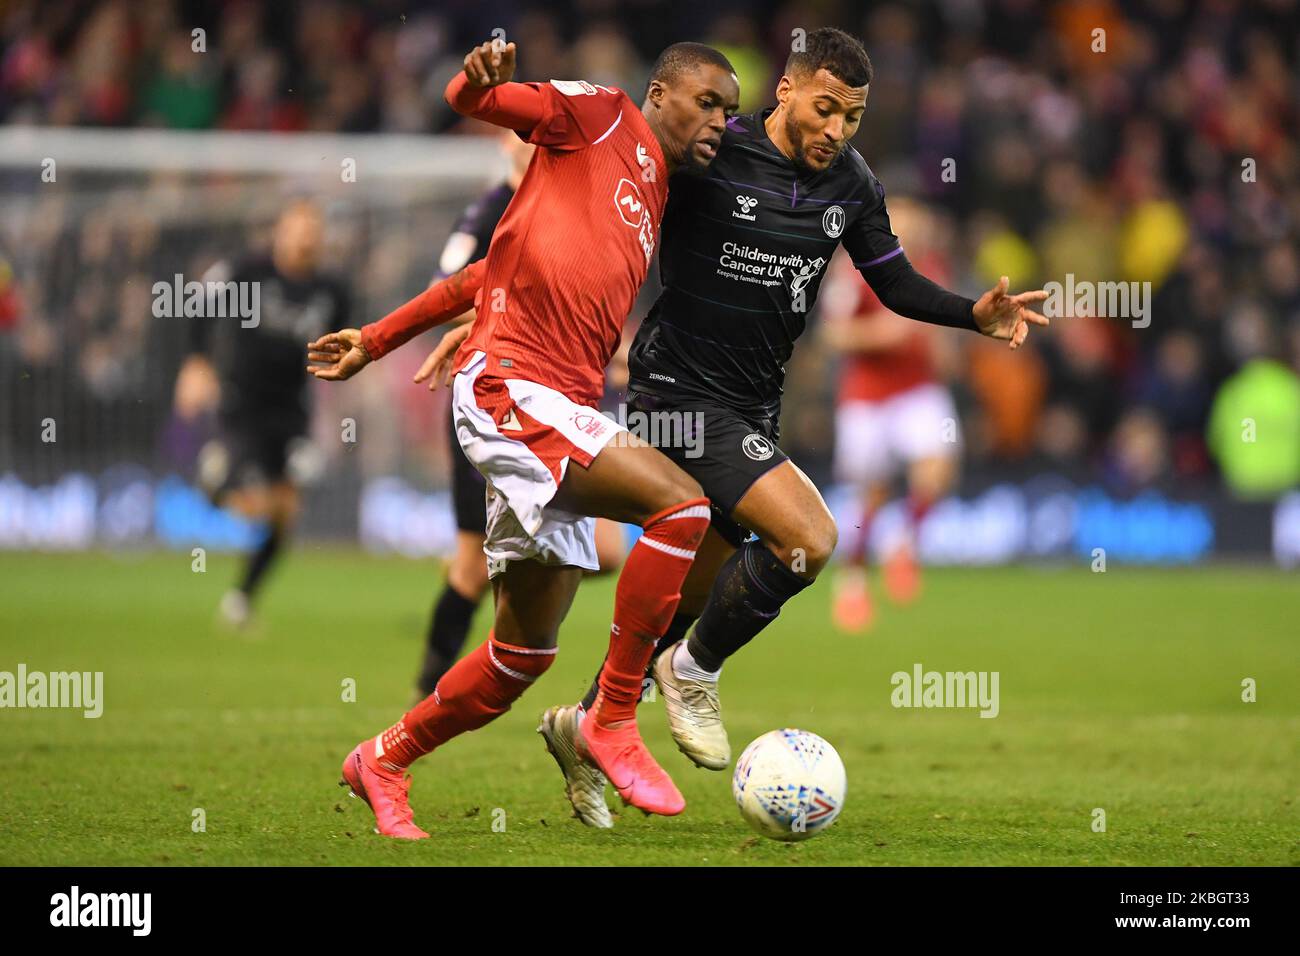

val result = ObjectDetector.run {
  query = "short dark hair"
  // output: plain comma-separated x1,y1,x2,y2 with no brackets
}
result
647,42,735,91
786,27,873,87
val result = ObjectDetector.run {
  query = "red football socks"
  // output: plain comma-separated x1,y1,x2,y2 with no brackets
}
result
375,632,556,770
588,497,711,727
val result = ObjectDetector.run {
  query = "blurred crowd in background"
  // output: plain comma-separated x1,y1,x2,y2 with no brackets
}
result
1,0,1298,503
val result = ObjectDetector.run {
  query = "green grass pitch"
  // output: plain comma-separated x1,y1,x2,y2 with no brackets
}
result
1,549,1296,866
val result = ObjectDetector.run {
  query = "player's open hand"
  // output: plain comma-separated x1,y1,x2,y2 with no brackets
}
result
463,39,517,88
413,323,472,390
306,329,371,381
973,276,1050,350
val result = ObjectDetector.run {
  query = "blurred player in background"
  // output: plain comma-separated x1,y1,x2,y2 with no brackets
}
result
819,197,962,632
411,132,626,700
173,198,351,630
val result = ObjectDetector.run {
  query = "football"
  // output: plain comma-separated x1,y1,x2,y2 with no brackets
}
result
732,729,847,841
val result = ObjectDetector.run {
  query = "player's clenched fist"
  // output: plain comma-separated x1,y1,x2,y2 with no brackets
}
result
463,38,516,88
306,329,372,381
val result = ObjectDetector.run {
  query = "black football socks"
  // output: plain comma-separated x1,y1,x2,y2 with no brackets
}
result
238,523,283,599
686,540,811,673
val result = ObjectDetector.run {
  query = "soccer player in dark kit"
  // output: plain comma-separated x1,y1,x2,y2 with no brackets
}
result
422,28,1048,828
175,198,351,630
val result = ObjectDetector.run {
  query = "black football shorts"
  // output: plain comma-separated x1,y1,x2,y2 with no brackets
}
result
624,390,788,547
198,412,311,502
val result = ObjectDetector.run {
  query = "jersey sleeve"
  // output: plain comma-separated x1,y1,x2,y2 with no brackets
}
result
523,80,627,151
841,177,903,270
361,259,485,360
844,177,975,331
444,72,547,134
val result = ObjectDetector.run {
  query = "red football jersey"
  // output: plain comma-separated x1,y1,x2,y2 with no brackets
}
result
454,79,668,406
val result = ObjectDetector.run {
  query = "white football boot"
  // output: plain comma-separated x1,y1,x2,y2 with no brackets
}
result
653,645,731,770
537,704,614,828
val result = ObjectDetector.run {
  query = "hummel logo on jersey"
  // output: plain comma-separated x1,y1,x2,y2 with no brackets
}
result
733,195,758,221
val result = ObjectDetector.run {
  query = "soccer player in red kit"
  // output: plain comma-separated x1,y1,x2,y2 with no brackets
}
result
306,39,739,837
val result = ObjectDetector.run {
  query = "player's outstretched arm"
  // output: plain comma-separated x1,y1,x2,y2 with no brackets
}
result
445,40,544,134
305,259,486,381
860,253,1049,350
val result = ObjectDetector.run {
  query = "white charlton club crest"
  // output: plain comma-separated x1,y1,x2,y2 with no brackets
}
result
822,204,845,238
742,433,774,461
